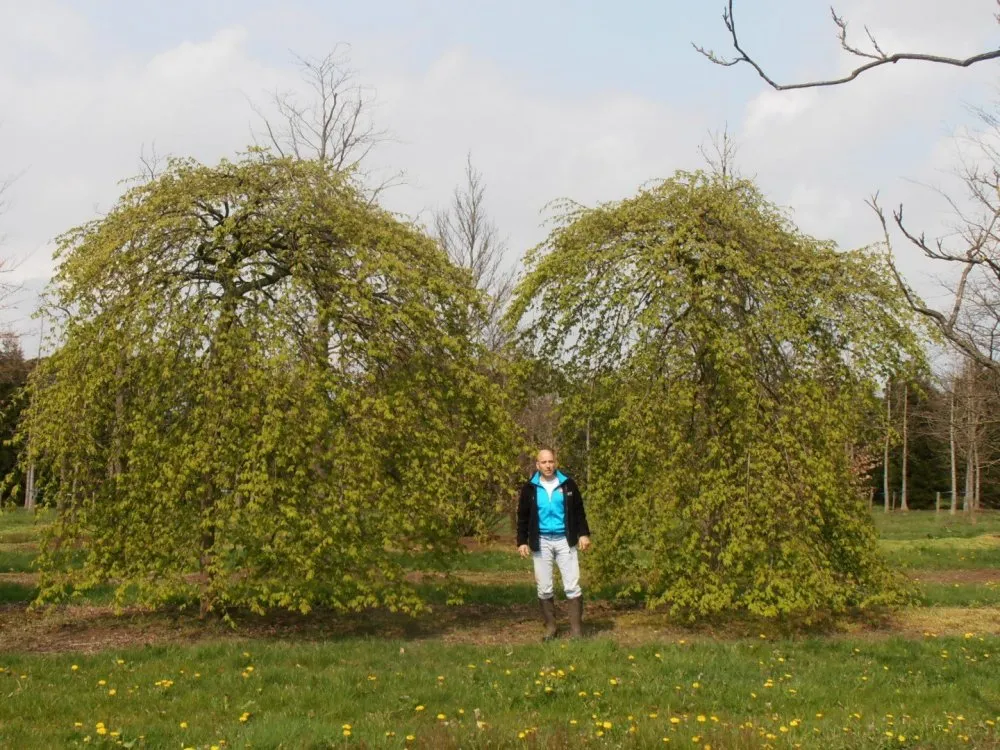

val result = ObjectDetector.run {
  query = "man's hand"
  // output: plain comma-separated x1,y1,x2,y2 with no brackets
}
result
578,536,591,552
518,544,531,558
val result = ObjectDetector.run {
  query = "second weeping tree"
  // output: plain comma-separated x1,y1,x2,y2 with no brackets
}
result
509,171,926,620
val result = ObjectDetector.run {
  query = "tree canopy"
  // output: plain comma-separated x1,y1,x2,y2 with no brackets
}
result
509,171,926,619
23,153,519,616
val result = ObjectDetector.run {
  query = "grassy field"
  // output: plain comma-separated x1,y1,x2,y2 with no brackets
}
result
3,509,1000,748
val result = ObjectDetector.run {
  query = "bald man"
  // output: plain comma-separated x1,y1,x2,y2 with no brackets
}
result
516,448,591,640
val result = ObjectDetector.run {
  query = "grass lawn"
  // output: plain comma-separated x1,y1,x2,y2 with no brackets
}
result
3,509,1000,748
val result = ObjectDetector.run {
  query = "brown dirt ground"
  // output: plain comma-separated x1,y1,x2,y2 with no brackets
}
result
5,565,1000,655
2,597,1000,656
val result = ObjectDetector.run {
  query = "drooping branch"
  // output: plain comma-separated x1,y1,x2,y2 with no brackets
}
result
694,0,1000,91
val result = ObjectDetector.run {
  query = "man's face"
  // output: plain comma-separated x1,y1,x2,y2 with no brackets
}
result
536,450,556,479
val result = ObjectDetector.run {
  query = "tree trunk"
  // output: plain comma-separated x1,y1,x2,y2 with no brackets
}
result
900,383,909,511
964,449,974,512
883,380,891,513
974,442,982,513
24,463,35,511
950,388,958,515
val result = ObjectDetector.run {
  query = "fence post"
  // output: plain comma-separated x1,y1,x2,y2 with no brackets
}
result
936,491,941,513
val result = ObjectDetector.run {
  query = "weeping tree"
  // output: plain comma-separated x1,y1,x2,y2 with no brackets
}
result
509,171,926,620
22,153,519,616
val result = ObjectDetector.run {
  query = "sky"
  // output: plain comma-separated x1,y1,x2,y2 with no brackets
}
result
0,0,997,355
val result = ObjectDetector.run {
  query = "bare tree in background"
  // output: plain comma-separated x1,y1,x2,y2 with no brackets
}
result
695,0,1000,91
698,123,742,182
698,2,1000,371
435,155,517,352
866,104,1000,374
253,45,393,190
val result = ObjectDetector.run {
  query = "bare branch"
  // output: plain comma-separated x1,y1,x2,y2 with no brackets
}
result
695,0,1000,91
698,123,742,181
435,154,517,352
252,45,390,179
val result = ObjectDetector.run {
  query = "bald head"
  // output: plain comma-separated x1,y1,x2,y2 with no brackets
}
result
535,449,557,480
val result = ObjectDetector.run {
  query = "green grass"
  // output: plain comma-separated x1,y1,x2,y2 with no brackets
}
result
872,509,1000,540
1,636,999,748
917,582,1000,608
5,509,1000,747
0,547,38,573
880,536,1000,570
0,580,36,603
400,549,524,573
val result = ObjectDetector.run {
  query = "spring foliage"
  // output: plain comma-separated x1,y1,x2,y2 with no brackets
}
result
509,172,925,619
24,154,519,614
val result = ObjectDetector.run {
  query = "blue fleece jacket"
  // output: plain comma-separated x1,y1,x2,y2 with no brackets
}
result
530,470,568,535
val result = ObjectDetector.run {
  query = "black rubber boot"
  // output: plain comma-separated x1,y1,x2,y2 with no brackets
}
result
538,597,558,641
567,595,583,638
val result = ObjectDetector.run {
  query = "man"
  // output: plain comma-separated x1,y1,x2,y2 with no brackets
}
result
517,448,591,640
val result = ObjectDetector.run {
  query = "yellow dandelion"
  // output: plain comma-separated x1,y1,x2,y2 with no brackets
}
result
107,689,116,696
697,715,706,723
71,665,79,671
415,705,425,712
437,713,447,720
180,722,188,729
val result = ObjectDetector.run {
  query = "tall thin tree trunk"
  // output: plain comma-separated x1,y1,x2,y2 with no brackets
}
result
23,315,44,511
884,380,891,513
974,442,982,512
950,388,958,515
964,450,974,512
900,383,909,511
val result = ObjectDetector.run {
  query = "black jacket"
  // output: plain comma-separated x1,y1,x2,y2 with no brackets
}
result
516,473,591,552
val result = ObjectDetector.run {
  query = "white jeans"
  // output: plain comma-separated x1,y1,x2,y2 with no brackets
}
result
532,535,581,599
